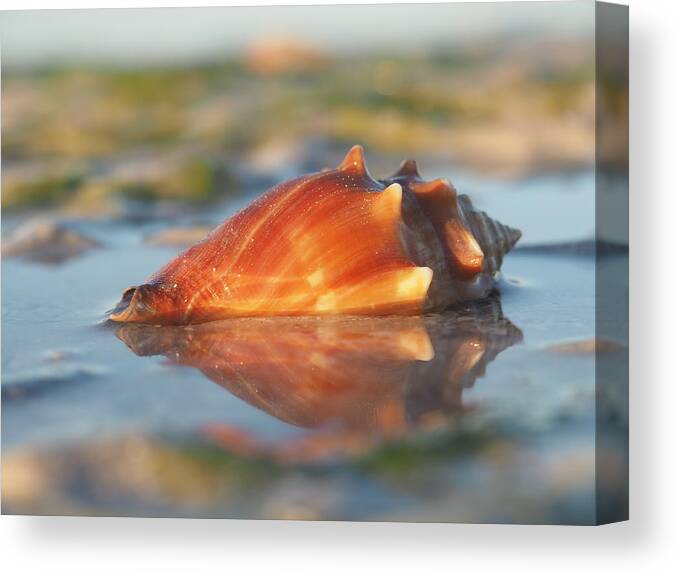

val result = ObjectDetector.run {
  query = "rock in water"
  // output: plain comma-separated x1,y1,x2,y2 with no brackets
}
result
2,218,99,264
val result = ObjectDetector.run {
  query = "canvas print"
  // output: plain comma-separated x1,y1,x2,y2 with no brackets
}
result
0,1,628,524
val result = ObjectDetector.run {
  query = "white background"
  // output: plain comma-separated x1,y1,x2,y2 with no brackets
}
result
1,0,676,573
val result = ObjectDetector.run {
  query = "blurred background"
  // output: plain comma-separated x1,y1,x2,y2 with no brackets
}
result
1,3,601,218
1,3,628,523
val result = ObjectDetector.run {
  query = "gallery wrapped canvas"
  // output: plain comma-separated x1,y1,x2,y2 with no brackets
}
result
0,1,628,524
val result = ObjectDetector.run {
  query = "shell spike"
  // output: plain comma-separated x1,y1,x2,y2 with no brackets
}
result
395,266,434,306
337,145,368,174
374,182,403,223
411,178,456,200
392,159,421,179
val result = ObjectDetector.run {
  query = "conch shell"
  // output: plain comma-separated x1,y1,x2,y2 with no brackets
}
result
110,146,520,324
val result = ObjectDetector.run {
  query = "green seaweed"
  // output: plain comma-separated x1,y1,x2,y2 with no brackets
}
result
2,172,84,210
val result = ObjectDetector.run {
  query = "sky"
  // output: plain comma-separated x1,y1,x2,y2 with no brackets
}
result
0,1,594,69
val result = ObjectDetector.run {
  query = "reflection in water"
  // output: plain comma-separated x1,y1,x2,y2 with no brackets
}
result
116,296,522,437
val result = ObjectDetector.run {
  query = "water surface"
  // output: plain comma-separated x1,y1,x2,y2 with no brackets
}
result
1,169,626,523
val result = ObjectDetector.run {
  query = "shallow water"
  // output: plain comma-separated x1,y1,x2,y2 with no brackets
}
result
1,169,627,523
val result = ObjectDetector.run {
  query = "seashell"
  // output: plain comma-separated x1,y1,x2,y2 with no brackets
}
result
110,146,520,324
115,296,522,431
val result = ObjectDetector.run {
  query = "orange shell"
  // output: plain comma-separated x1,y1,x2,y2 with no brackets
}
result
110,146,520,324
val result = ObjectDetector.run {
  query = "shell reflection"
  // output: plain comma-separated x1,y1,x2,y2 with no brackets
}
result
116,297,522,444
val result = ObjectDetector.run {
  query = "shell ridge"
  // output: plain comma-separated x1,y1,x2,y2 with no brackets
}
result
180,174,421,319
251,172,386,295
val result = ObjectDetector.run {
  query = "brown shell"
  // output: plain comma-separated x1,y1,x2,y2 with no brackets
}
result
110,146,520,324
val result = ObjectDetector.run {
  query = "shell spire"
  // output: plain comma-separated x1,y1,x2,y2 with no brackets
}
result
456,194,522,276
110,145,520,325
